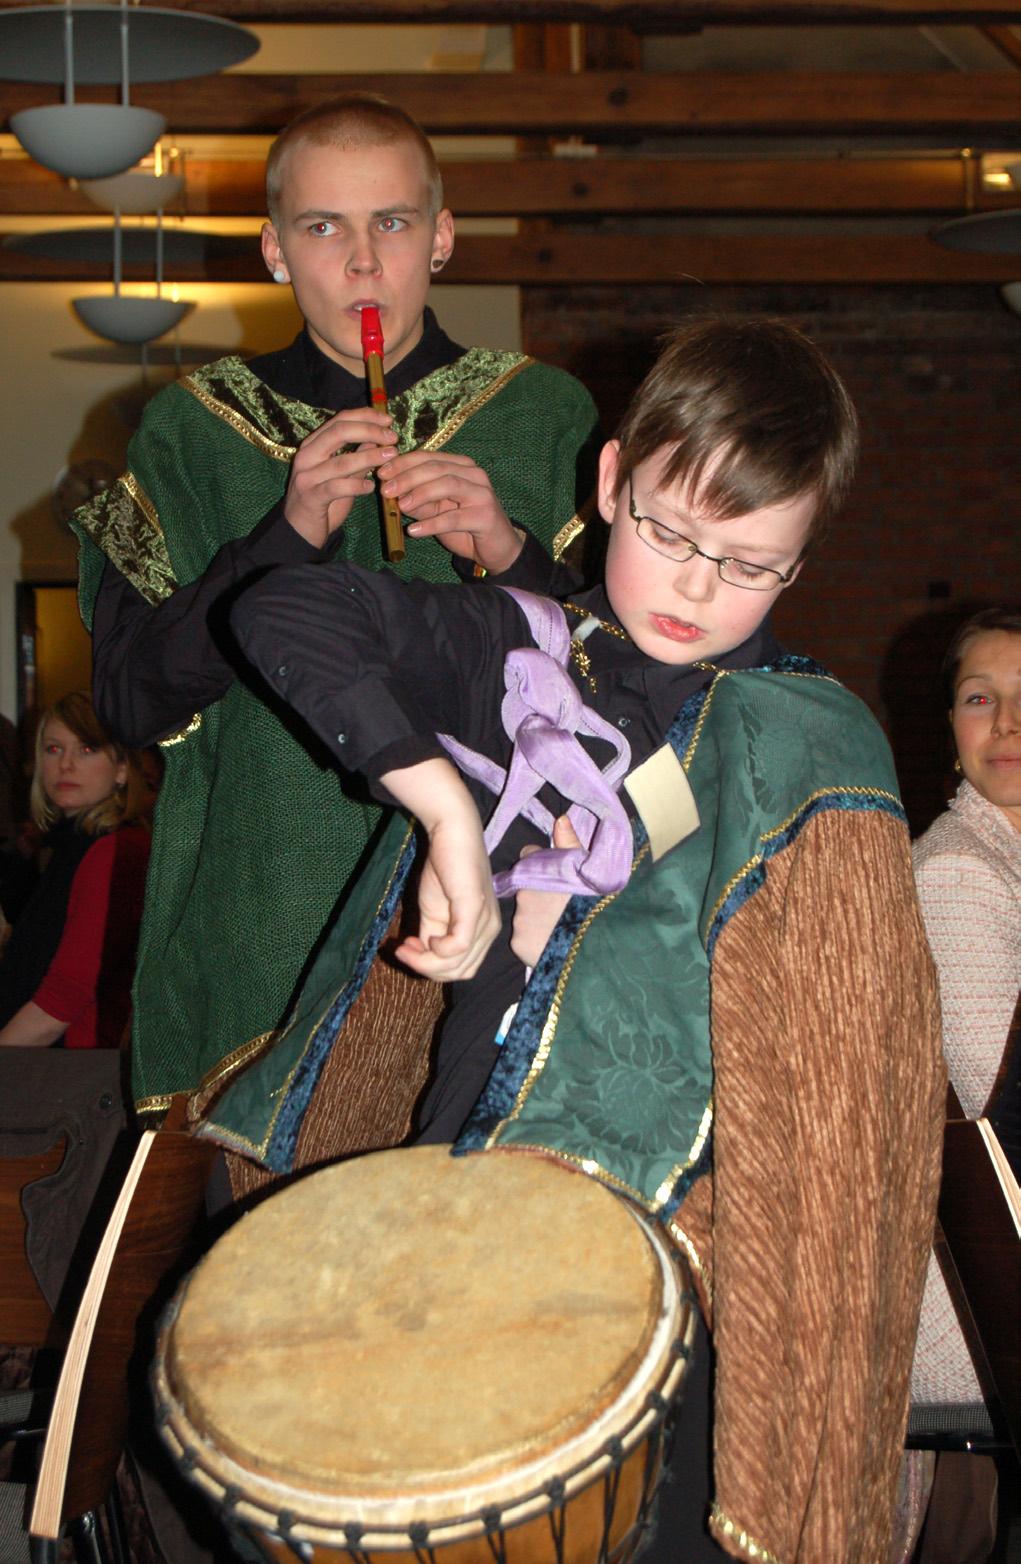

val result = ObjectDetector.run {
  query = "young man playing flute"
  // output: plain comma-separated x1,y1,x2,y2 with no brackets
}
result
71,94,599,1128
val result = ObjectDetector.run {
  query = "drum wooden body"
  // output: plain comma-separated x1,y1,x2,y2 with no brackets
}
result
154,1146,695,1564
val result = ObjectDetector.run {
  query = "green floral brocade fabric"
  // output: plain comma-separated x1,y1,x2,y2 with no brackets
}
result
70,350,599,1111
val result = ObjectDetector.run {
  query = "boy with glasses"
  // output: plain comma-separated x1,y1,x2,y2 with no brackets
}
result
214,316,944,1563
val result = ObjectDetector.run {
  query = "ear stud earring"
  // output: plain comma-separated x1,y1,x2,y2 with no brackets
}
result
272,268,288,283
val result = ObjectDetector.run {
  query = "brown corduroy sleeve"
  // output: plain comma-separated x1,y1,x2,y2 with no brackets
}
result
675,807,944,1564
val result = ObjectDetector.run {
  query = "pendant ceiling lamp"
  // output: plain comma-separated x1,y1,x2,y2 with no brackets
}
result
73,144,190,344
4,0,258,180
931,210,1021,256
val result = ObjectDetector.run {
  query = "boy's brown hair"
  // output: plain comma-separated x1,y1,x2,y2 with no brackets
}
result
613,316,858,549
266,93,444,226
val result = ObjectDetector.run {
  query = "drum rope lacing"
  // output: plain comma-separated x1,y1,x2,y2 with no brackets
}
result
153,1331,693,1561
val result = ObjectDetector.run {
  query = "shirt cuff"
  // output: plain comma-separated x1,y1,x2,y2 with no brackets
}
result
367,735,447,800
242,503,324,567
447,524,550,586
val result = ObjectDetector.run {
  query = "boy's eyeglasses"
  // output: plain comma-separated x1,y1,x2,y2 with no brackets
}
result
627,481,796,593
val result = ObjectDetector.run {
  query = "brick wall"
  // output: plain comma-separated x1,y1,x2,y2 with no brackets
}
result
522,283,1021,833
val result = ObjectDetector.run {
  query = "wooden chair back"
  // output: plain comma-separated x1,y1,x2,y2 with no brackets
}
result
0,1050,129,1350
936,993,1021,1464
29,1117,218,1536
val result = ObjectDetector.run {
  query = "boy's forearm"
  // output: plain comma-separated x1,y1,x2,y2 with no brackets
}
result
380,758,500,983
378,757,477,833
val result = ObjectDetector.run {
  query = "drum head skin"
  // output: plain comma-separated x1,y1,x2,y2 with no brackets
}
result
158,1147,685,1535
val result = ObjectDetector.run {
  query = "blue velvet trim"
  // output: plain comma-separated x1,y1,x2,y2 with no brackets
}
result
265,833,418,1171
704,789,907,962
659,1129,713,1222
661,653,829,766
769,651,831,677
662,683,709,763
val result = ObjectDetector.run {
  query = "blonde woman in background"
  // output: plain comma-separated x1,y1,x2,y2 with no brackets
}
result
0,692,150,1050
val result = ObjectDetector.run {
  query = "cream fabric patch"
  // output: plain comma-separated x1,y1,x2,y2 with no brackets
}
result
624,745,700,861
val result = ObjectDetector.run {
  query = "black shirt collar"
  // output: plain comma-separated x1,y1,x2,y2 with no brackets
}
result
565,583,784,733
247,308,465,411
567,584,781,669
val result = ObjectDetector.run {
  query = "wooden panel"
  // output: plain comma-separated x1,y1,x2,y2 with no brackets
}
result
445,231,1021,281
982,22,1021,63
2,154,1007,217
3,230,1018,281
3,71,1021,135
1,0,1018,22
938,1119,1021,1461
60,1130,218,1523
0,1138,67,1348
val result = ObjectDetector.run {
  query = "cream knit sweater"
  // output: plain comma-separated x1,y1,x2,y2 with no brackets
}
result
910,780,1021,1403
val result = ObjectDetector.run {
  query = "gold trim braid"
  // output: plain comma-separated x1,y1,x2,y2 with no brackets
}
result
702,783,904,947
158,712,202,749
667,1217,713,1306
552,514,585,561
418,356,531,451
182,376,299,462
75,471,178,607
710,1506,783,1564
189,1030,277,1120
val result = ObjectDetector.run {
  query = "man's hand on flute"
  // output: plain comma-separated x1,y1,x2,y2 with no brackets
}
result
283,407,397,549
378,449,524,575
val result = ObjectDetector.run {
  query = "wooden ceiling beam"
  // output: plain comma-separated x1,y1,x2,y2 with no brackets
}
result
2,231,1017,282
0,0,1018,22
2,154,1013,216
981,22,1021,63
3,72,1021,135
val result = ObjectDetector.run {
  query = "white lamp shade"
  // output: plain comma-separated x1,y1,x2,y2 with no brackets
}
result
11,104,165,179
0,6,258,84
79,170,185,215
73,294,192,344
931,209,1021,256
1001,283,1021,317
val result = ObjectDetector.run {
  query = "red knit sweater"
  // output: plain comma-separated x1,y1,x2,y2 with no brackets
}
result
34,823,150,1049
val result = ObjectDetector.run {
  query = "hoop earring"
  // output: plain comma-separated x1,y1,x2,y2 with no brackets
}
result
430,258,445,274
953,758,962,774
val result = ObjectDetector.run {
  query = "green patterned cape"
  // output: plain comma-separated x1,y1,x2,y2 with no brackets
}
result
199,655,904,1186
71,349,598,1112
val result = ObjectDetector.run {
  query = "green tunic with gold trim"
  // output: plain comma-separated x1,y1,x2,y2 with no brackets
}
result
71,345,597,1112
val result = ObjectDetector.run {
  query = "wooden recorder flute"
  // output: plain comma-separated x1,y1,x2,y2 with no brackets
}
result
359,306,406,564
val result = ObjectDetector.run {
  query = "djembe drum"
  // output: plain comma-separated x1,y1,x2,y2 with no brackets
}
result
153,1145,696,1564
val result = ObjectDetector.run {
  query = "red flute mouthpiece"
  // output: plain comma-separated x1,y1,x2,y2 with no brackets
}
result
360,306,384,361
